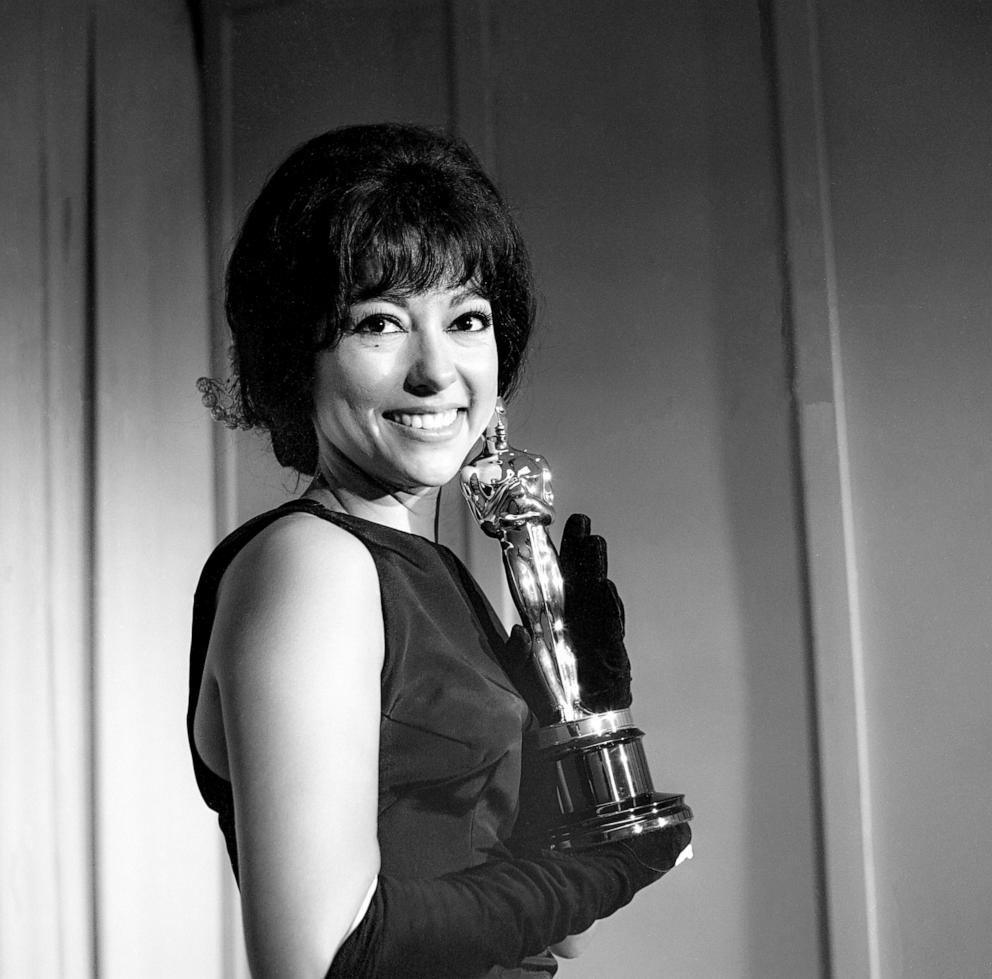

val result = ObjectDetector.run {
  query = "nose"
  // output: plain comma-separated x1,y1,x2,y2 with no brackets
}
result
405,328,457,395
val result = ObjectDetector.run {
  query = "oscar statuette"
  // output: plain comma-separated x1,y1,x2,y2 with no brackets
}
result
461,401,692,850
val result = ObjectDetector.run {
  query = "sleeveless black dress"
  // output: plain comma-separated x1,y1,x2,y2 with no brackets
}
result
187,499,557,977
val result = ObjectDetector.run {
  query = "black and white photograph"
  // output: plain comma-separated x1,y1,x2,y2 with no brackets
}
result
4,2,991,977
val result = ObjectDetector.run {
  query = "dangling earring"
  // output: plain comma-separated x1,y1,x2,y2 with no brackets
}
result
487,396,508,451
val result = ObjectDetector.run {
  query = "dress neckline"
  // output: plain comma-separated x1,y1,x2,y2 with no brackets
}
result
289,496,448,550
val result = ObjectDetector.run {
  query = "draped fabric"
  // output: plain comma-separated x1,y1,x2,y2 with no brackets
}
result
2,1,216,974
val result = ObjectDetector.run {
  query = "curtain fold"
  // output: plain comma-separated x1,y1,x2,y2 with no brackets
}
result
2,1,222,975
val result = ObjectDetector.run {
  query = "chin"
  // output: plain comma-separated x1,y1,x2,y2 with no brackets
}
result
401,467,462,492
381,456,466,493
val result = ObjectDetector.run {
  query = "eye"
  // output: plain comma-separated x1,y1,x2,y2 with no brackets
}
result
449,309,493,333
350,313,404,336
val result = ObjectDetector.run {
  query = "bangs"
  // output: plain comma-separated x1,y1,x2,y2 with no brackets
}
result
346,223,488,302
335,169,514,307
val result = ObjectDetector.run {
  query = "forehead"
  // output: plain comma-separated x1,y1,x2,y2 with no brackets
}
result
350,282,488,305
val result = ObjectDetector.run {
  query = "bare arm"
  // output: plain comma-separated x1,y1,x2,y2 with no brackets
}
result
205,513,383,979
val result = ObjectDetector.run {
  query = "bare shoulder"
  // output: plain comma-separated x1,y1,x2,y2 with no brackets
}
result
223,510,377,598
209,510,384,679
205,509,384,976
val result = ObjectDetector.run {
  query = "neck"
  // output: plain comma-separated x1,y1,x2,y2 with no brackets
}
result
303,449,440,539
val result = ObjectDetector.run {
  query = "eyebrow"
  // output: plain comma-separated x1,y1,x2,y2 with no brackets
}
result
447,287,488,306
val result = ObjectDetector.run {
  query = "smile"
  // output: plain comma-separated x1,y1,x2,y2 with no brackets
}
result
384,408,462,431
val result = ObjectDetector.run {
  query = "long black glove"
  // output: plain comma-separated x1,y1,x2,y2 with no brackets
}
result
327,822,691,978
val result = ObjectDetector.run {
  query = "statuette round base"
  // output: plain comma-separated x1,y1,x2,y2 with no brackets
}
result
546,792,692,850
528,709,693,850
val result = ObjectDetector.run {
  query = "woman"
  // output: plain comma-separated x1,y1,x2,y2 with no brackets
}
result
189,123,690,978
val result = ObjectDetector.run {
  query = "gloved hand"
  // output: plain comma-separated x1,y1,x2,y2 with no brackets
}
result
500,513,631,720
559,513,631,713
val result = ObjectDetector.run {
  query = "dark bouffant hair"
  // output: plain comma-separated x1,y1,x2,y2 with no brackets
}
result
204,122,536,474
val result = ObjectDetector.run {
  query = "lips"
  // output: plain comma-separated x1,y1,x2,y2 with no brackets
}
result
384,408,461,431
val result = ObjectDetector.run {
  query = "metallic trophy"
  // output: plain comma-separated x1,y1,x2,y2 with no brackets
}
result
461,401,692,849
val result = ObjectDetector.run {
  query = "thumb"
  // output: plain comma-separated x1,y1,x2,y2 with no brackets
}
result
507,624,531,656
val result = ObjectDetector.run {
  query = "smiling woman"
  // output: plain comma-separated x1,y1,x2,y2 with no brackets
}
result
189,123,690,979
210,124,534,479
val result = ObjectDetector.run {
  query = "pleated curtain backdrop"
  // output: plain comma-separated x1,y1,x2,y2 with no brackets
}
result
1,1,224,976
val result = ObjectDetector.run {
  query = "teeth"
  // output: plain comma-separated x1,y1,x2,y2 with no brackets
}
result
391,409,459,430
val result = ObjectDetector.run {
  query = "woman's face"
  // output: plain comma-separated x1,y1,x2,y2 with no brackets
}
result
313,283,499,493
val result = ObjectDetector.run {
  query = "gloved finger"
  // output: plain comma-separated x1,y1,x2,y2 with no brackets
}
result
574,533,609,582
560,513,591,578
603,578,626,634
562,512,591,546
568,580,626,646
502,625,537,689
506,624,531,660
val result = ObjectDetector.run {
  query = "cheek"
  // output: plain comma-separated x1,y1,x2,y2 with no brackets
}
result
472,337,500,393
315,352,395,417
467,345,500,432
